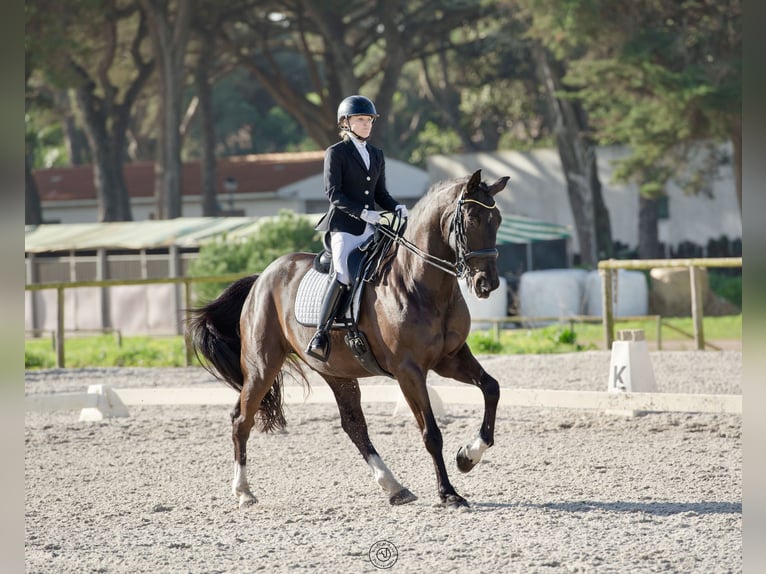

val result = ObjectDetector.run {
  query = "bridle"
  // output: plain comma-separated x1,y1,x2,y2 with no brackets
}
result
376,192,499,279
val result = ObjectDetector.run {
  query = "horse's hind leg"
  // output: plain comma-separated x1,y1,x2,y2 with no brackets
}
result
434,344,500,473
231,352,287,508
324,376,417,505
228,398,255,507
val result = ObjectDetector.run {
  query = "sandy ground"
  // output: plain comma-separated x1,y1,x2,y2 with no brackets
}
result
25,351,741,573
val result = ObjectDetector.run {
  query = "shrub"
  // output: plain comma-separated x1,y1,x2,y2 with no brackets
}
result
25,348,54,369
466,331,504,354
189,210,323,304
708,271,741,308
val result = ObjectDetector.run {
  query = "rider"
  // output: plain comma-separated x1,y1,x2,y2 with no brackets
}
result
305,95,409,361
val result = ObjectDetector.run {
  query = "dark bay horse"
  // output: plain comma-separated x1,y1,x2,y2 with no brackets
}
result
188,169,509,508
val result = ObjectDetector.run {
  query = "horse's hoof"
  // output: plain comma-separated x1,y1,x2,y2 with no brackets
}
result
456,446,477,473
389,488,418,506
441,494,470,509
238,493,258,509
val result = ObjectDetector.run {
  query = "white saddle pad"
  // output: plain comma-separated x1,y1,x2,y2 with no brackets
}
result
294,268,363,327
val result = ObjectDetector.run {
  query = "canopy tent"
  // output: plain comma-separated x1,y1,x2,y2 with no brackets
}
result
494,215,572,280
496,214,571,245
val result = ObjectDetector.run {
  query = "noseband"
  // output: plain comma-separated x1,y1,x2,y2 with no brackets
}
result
376,192,498,279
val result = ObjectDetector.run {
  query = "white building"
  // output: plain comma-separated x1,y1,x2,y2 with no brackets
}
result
428,145,742,257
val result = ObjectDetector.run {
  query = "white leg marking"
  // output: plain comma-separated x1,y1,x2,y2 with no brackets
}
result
465,434,489,464
232,462,256,506
368,454,405,497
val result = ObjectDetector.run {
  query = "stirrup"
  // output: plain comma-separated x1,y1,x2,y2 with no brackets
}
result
306,331,330,361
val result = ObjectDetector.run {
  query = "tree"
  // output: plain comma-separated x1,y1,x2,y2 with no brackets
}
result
492,0,614,266
531,42,613,265
140,0,192,219
186,0,244,216
221,0,493,153
520,0,741,258
26,0,155,222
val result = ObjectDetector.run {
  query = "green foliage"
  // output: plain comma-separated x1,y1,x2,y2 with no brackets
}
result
466,332,504,354
188,210,323,303
535,1,741,197
407,121,464,167
709,272,741,308
467,324,593,355
25,348,54,369
555,327,577,345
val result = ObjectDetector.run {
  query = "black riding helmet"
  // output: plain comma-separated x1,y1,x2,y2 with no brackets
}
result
337,95,379,126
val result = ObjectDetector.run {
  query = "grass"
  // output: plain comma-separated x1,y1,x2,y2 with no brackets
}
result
25,335,191,370
25,314,741,369
468,314,742,355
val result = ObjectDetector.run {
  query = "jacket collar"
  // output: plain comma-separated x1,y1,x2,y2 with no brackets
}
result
344,137,373,174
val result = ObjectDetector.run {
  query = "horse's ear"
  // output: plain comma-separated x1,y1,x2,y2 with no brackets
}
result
467,169,482,192
488,176,510,196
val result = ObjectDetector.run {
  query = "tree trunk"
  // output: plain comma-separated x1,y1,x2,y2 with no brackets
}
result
25,153,43,225
532,43,613,268
195,32,219,217
74,79,133,222
64,114,88,165
65,7,153,222
637,194,662,259
142,0,191,220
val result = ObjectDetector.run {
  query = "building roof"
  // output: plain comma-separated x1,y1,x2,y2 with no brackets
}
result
25,213,569,254
33,151,326,202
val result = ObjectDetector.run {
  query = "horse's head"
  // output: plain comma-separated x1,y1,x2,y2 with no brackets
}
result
451,170,509,299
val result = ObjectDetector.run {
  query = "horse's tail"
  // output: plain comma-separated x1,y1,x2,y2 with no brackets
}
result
187,275,258,393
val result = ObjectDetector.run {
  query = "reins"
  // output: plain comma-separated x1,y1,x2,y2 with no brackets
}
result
375,193,498,279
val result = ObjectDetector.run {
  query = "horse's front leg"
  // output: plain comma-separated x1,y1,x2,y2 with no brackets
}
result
324,376,417,505
398,367,469,508
434,343,500,473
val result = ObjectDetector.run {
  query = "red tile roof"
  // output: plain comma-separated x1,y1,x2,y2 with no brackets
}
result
33,151,326,202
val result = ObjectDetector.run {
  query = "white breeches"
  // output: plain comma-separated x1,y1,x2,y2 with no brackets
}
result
330,226,374,285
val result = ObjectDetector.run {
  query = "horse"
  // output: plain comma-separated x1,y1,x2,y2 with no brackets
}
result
188,169,509,509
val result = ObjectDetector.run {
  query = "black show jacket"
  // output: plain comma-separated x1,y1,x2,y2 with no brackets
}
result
314,138,400,235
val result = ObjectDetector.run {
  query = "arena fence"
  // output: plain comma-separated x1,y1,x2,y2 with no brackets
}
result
597,257,742,350
25,273,249,368
26,257,742,368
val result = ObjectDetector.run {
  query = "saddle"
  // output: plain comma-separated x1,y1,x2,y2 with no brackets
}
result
295,216,406,377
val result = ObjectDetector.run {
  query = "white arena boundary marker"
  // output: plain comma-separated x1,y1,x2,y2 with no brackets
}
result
26,384,741,417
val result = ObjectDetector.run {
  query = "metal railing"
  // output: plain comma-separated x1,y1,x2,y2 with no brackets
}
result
598,257,742,350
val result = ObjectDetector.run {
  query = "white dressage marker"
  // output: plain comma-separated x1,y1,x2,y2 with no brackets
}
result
79,384,130,421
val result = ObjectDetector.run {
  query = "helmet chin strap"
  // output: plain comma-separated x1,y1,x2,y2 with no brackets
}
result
343,126,369,142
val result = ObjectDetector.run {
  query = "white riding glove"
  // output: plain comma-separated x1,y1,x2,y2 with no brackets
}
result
395,204,408,218
360,209,382,224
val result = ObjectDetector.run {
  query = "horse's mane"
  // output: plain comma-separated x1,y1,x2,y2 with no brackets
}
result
408,176,466,221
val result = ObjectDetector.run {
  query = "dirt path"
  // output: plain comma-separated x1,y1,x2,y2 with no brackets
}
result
25,351,741,573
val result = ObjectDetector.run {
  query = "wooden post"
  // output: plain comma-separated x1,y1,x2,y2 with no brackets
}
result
56,286,65,368
97,248,111,333
169,245,182,335
656,315,663,351
26,253,38,335
600,266,614,350
690,265,705,350
184,278,193,366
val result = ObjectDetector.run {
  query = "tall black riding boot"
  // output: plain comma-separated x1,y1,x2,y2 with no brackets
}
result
306,280,347,361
